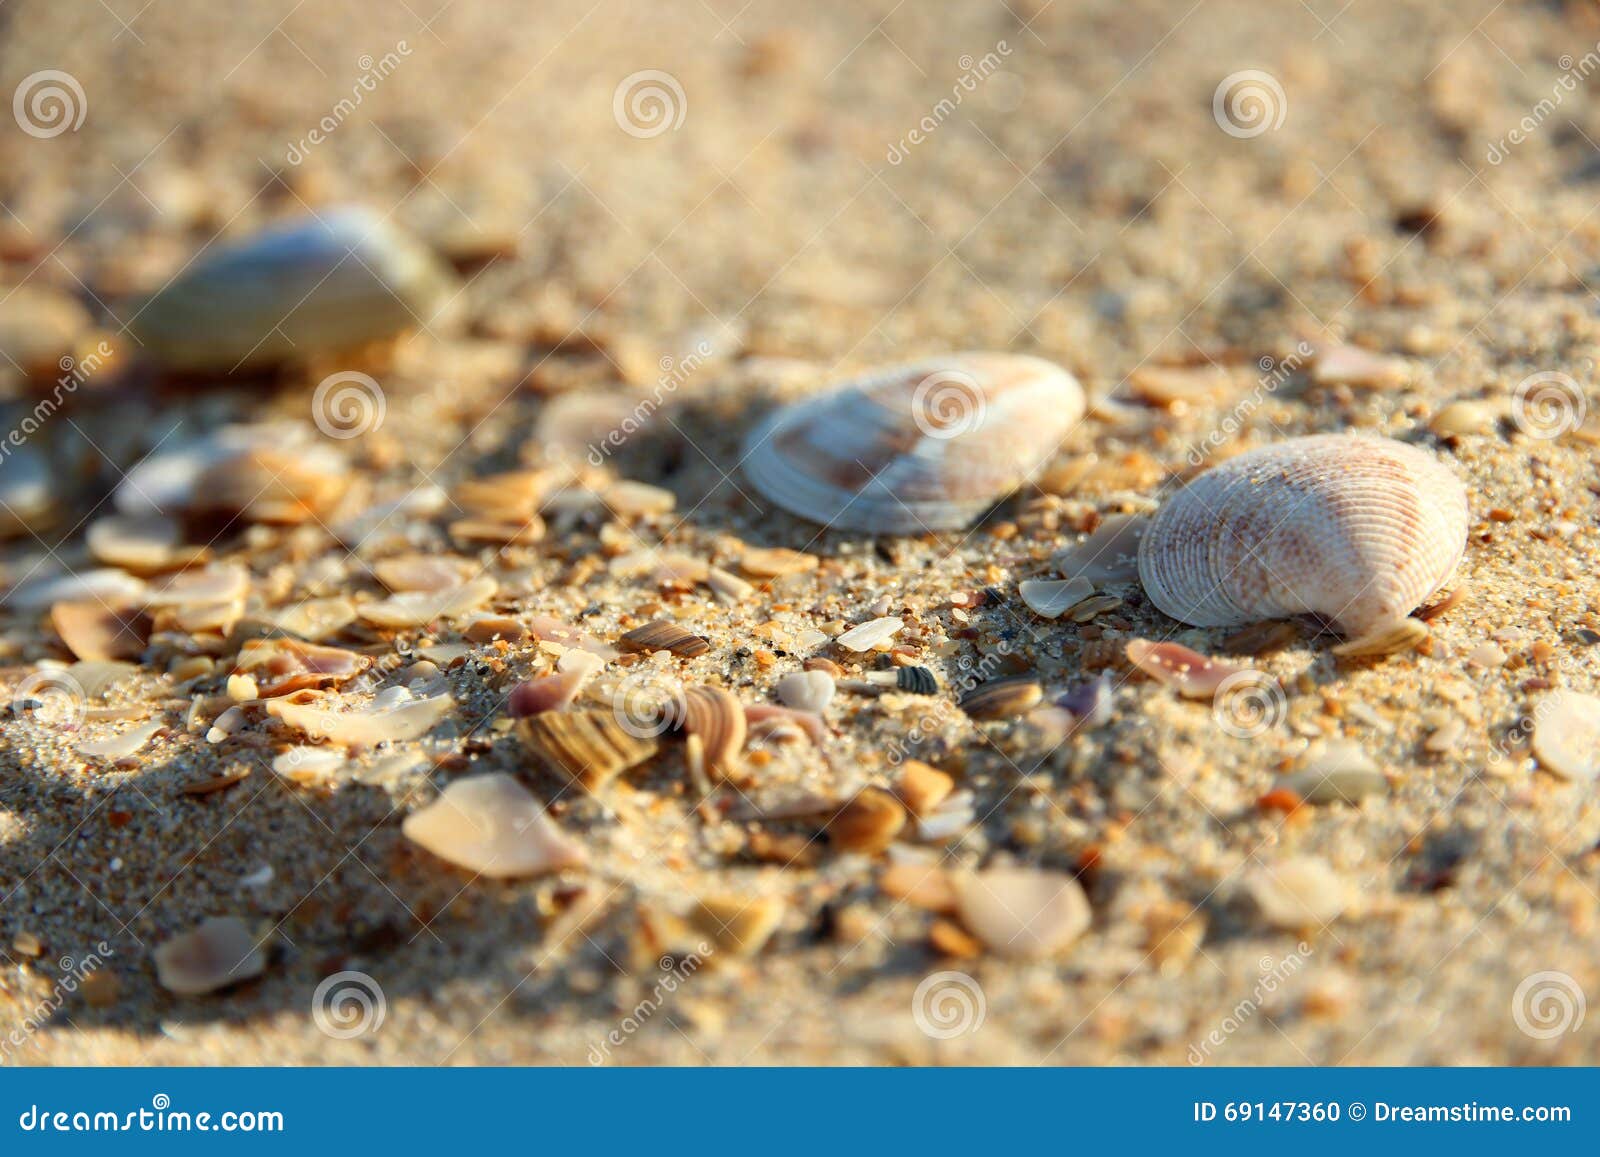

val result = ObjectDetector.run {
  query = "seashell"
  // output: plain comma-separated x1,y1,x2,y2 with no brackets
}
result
777,669,835,714
1531,689,1600,782
1125,639,1243,699
517,709,660,791
114,423,343,518
1137,435,1468,643
0,286,93,378
741,352,1084,532
76,719,164,761
267,687,454,746
453,469,548,519
618,619,711,658
130,208,453,372
1052,513,1148,583
272,596,357,641
603,479,676,518
145,564,250,608
681,685,747,777
50,601,149,662
86,514,206,573
896,760,954,817
738,546,817,578
402,773,585,878
232,638,371,697
689,893,785,957
959,676,1043,720
1245,856,1348,929
6,567,147,611
890,666,938,695
448,515,545,546
191,446,348,525
1281,740,1388,803
153,917,267,996
1018,577,1096,619
1310,343,1407,389
952,867,1091,959
835,616,904,652
358,576,497,629
743,703,826,747
828,787,906,854
507,650,604,717
707,565,755,604
372,553,476,594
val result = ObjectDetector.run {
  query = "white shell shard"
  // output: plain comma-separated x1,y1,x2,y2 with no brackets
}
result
741,352,1085,533
835,616,904,652
1531,690,1600,782
1137,435,1468,638
153,916,267,996
130,207,453,372
402,773,586,878
952,867,1091,959
5,568,148,611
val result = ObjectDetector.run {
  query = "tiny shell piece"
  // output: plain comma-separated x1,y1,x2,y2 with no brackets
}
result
1137,435,1468,640
959,677,1043,720
518,710,660,791
828,788,906,854
51,601,149,662
741,352,1085,532
1018,577,1095,619
233,638,371,697
1246,857,1348,929
835,616,903,652
1531,690,1600,782
358,577,497,629
402,774,586,877
267,689,454,745
690,894,785,956
1280,741,1388,803
618,619,711,658
953,867,1091,959
777,669,835,714
682,686,747,777
1124,639,1243,699
1052,513,1148,583
153,917,267,996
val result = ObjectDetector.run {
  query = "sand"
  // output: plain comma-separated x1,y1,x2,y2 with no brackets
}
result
2,0,1599,1065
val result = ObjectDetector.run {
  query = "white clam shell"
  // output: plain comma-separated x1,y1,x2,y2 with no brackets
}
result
1137,435,1468,638
740,352,1084,533
130,207,452,372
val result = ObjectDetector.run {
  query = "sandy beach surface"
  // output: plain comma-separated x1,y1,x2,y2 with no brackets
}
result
2,0,1599,1065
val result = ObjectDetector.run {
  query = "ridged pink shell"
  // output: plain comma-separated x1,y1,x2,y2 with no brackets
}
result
741,352,1084,533
1137,435,1468,637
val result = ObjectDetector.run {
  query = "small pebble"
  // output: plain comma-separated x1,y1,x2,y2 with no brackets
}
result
1246,857,1348,930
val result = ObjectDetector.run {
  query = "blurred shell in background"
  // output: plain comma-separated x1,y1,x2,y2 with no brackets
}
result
741,352,1085,533
128,207,454,372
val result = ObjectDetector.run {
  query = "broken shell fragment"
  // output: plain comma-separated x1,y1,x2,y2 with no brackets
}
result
86,514,205,573
1281,740,1388,803
741,352,1085,533
828,787,906,854
267,688,454,745
953,867,1091,959
1137,435,1468,641
777,669,835,714
358,577,497,629
50,601,149,662
835,616,903,652
959,676,1043,720
153,916,267,996
518,709,660,791
1052,513,1147,583
130,208,453,372
1245,856,1348,929
402,773,585,878
681,685,747,777
1124,639,1243,699
617,619,711,658
1531,689,1600,782
1018,577,1096,619
232,638,372,697
508,650,604,717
